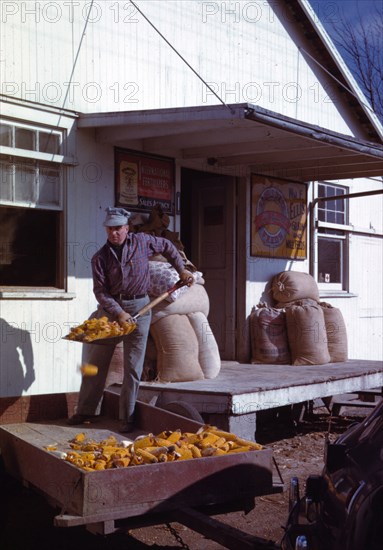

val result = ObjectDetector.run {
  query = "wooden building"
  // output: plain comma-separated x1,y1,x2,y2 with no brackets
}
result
0,0,382,405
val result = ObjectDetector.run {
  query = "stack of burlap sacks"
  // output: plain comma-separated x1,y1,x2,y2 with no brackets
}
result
250,271,348,365
107,263,221,386
144,262,221,382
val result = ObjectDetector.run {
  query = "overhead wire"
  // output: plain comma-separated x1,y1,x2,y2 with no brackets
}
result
46,0,95,154
60,0,95,114
129,0,235,115
298,45,378,118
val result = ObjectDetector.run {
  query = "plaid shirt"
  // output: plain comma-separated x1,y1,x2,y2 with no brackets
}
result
91,232,185,317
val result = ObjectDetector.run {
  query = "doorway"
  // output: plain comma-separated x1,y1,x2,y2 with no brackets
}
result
181,168,237,359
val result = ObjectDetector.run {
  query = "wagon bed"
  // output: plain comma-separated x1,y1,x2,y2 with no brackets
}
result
0,399,281,549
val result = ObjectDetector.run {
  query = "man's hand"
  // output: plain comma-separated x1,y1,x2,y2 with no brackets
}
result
117,311,134,325
179,270,194,286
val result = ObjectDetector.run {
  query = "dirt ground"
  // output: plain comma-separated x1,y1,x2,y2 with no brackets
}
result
0,407,367,550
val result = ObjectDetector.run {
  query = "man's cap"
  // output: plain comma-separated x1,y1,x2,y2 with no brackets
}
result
103,207,131,227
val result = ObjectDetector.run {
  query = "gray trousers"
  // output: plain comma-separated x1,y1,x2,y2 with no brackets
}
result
76,296,151,422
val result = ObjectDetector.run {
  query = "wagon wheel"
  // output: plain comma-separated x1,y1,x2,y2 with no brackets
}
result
161,401,204,423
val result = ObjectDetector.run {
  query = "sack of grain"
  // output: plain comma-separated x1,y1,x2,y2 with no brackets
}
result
142,333,158,381
148,261,204,302
274,298,319,310
187,312,221,378
272,271,319,303
250,305,290,364
320,302,348,362
151,283,210,323
150,314,205,382
286,304,330,365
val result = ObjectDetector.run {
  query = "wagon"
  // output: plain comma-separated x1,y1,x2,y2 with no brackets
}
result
0,393,282,549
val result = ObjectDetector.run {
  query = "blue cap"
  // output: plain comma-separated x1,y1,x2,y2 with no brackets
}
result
103,207,131,227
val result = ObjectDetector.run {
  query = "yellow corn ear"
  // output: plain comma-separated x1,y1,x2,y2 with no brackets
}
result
175,447,194,460
206,427,262,449
166,430,182,444
188,444,202,458
212,448,227,456
201,447,217,457
198,433,221,447
145,445,170,456
233,438,262,450
153,437,174,447
131,455,143,466
133,436,155,450
93,460,107,470
159,453,169,462
135,448,158,463
113,457,131,468
227,445,254,453
182,433,200,445
213,437,227,448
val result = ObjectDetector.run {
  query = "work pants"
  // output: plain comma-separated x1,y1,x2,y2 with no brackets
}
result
76,295,151,422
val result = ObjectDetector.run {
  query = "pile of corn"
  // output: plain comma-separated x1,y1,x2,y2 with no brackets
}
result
49,427,263,472
66,316,136,342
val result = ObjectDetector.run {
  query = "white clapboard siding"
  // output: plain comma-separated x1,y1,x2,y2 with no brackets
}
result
2,1,355,135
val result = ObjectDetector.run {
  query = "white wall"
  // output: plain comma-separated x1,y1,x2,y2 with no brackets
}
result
0,0,371,139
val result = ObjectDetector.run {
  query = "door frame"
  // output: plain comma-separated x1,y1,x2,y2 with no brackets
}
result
180,167,238,360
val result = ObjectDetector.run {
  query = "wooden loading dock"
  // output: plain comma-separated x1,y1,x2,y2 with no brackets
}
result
135,360,383,440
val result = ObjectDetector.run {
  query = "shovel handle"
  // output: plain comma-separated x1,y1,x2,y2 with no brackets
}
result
132,279,189,321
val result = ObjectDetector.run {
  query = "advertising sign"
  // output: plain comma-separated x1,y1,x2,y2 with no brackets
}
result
115,149,175,214
251,175,307,259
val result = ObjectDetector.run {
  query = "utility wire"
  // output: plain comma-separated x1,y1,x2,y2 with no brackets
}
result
46,0,94,156
129,0,235,115
298,45,377,118
60,0,95,113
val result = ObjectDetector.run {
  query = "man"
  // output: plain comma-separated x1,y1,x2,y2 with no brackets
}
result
68,206,193,432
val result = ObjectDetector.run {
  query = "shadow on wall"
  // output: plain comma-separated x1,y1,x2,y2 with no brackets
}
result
0,318,35,399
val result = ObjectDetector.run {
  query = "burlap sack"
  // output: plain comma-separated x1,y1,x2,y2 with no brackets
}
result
151,283,210,323
142,333,158,382
320,302,348,362
148,261,204,302
286,304,330,365
150,314,205,382
272,271,320,303
250,306,290,364
187,312,221,378
275,298,319,310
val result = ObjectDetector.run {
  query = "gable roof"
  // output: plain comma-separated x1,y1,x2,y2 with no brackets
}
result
294,0,383,142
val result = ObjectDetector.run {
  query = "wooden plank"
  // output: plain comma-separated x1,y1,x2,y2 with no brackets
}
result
138,360,383,414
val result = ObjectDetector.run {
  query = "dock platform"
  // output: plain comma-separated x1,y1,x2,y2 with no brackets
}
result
134,359,383,440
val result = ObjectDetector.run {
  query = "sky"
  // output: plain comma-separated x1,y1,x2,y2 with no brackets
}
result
307,0,382,119
308,0,382,38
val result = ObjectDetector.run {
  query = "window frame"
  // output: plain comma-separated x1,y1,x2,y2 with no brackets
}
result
0,119,68,294
313,181,350,293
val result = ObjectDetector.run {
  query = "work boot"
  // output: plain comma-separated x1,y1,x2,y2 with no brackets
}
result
67,413,96,425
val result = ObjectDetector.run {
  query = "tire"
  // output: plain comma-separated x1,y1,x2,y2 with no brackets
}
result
161,401,204,423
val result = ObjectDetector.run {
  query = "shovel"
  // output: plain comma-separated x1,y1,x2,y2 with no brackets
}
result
64,279,190,343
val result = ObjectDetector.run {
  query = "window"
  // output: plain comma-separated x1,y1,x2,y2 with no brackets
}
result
316,182,348,290
0,120,64,289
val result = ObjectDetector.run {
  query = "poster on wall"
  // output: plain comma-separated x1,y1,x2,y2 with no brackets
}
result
115,149,175,214
251,175,307,259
